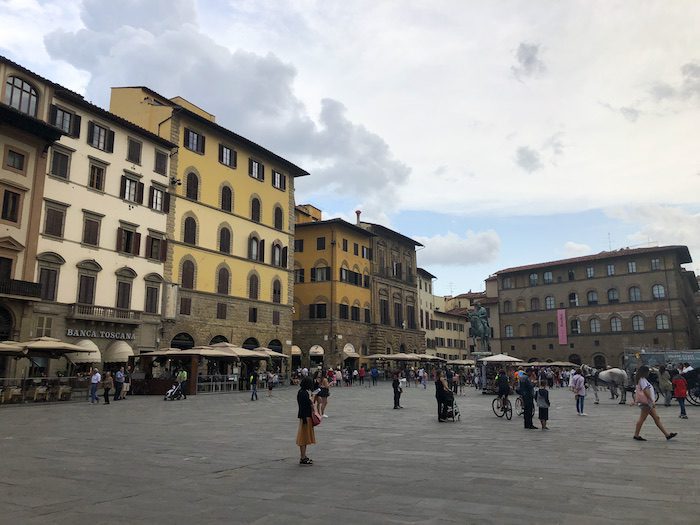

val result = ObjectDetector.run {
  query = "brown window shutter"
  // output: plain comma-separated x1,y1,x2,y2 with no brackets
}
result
183,128,190,147
232,149,237,167
282,174,286,190
260,163,265,180
132,232,141,256
116,227,124,251
282,247,288,268
148,187,154,209
72,114,81,138
106,130,115,153
258,240,265,262
136,182,144,204
49,104,58,126
120,176,127,199
87,121,95,145
248,158,253,176
160,239,168,262
218,144,223,163
163,192,170,213
199,134,205,154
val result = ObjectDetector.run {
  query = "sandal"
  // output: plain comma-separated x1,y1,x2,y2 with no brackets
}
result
299,457,313,465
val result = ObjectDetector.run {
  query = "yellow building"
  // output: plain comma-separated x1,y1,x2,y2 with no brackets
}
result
110,87,308,354
292,205,373,367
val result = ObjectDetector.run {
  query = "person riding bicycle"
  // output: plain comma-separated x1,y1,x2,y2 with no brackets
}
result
496,369,510,408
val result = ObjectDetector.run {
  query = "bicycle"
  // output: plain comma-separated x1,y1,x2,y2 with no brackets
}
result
492,396,513,420
515,395,524,416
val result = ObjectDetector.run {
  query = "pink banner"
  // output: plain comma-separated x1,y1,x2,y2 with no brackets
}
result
557,309,568,345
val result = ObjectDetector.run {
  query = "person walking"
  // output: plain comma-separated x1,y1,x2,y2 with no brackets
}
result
335,368,342,387
392,373,403,409
570,368,587,416
249,368,259,401
296,377,316,465
658,365,673,407
267,371,275,397
359,366,366,386
535,380,550,430
120,365,131,399
176,367,188,400
435,370,449,422
370,366,378,386
520,369,537,429
90,367,101,404
633,365,676,441
102,371,113,405
113,366,125,401
671,369,688,419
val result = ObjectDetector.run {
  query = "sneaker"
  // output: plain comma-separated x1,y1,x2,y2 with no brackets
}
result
680,415,688,419
322,414,328,418
580,413,588,416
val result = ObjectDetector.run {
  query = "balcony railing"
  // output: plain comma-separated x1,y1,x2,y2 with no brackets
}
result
377,267,416,285
0,279,41,298
70,304,142,323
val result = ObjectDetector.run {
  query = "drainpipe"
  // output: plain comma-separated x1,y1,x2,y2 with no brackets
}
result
330,225,336,367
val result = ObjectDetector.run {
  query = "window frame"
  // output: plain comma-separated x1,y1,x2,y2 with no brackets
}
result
0,187,23,226
3,145,28,176
88,159,107,192
272,170,286,190
184,128,205,154
43,200,68,238
218,144,237,168
81,212,102,247
49,146,71,180
4,76,38,116
126,137,142,165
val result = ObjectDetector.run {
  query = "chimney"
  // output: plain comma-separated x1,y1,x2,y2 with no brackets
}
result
355,210,361,225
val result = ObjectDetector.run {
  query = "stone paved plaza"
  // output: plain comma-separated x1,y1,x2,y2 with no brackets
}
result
0,382,698,524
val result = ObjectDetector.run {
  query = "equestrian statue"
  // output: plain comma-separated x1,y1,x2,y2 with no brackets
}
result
468,304,491,353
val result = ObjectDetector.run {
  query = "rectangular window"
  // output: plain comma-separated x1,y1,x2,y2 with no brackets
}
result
184,128,205,154
361,246,369,259
116,227,141,256
122,177,140,203
82,215,100,246
43,204,66,238
310,267,330,282
364,308,371,323
219,144,236,168
339,304,349,319
380,299,389,325
249,159,264,180
272,310,281,325
50,105,80,137
5,149,25,172
35,316,53,338
116,281,132,310
88,162,106,191
1,190,21,223
39,268,58,301
309,304,327,319
180,297,191,315
272,170,286,190
502,277,512,289
146,236,166,261
363,274,370,288
651,258,661,270
351,306,360,321
606,264,615,276
87,122,114,152
353,243,359,256
586,266,595,278
294,239,304,252
342,239,348,252
407,306,416,329
77,274,96,305
127,138,142,164
248,307,258,322
154,150,168,175
628,261,637,273
294,269,305,283
216,303,227,319
543,271,553,284
50,148,70,179
316,237,325,250
150,186,165,211
145,285,159,314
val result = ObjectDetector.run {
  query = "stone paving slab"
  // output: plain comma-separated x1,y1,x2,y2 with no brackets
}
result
1,382,698,524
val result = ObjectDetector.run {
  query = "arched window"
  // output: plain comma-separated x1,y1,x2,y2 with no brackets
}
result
629,286,641,302
181,260,195,289
251,198,261,222
546,322,555,336
656,314,669,330
568,292,578,307
504,325,513,338
183,217,197,245
589,318,601,333
248,274,259,300
632,315,645,331
530,297,540,311
532,323,541,336
570,318,581,334
272,279,281,303
516,299,526,312
610,316,622,332
217,267,229,295
518,324,527,337
4,76,38,116
186,172,199,200
248,236,258,261
607,288,619,303
545,296,555,310
274,206,283,230
219,227,231,254
587,291,598,305
503,300,512,313
569,354,582,365
593,355,607,368
652,284,665,300
221,186,232,212
272,243,282,267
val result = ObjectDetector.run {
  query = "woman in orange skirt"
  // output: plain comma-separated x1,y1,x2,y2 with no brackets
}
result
296,376,316,465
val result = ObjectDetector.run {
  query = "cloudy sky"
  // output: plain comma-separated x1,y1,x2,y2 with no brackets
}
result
2,0,700,295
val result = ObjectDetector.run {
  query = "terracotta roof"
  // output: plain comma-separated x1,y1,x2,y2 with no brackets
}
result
496,245,692,275
295,218,375,238
417,267,437,279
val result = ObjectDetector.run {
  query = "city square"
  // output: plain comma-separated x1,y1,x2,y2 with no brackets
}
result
1,383,697,524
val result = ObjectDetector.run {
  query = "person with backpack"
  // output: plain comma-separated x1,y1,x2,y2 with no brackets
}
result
671,369,688,419
633,365,676,441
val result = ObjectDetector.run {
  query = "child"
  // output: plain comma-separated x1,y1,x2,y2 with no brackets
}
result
535,380,550,430
671,369,688,419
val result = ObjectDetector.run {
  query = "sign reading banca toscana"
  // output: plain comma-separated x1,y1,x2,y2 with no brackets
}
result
66,329,136,341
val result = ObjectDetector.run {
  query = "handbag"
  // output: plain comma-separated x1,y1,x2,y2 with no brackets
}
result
311,411,322,426
635,384,650,406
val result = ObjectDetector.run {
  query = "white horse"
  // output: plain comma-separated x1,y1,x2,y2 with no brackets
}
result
581,364,629,405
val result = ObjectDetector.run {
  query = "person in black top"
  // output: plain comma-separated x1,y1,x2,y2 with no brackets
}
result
250,368,259,401
496,369,510,407
392,373,402,409
520,368,537,429
435,370,450,422
296,377,316,465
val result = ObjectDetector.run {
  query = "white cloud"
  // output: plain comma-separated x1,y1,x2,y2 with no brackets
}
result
563,241,592,258
514,146,543,173
511,42,546,81
415,230,501,267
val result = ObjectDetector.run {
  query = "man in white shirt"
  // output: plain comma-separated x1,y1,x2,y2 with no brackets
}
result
90,368,101,404
681,363,694,374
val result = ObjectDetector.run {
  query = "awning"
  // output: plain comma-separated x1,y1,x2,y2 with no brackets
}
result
209,342,268,358
103,341,134,362
256,347,289,359
477,354,523,363
447,359,475,366
310,345,324,356
291,345,301,356
147,347,235,359
343,343,360,359
66,339,102,364
0,341,24,356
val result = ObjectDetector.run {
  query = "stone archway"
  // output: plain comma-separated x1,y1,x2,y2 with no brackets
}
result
242,337,259,350
568,353,582,365
0,306,13,341
171,332,194,350
268,339,282,352
210,335,228,345
593,354,607,368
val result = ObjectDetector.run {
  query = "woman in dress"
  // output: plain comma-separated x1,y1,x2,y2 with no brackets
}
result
633,365,677,441
317,375,330,417
296,376,316,465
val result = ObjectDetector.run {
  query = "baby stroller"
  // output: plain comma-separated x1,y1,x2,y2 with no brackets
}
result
444,391,461,421
164,382,183,401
